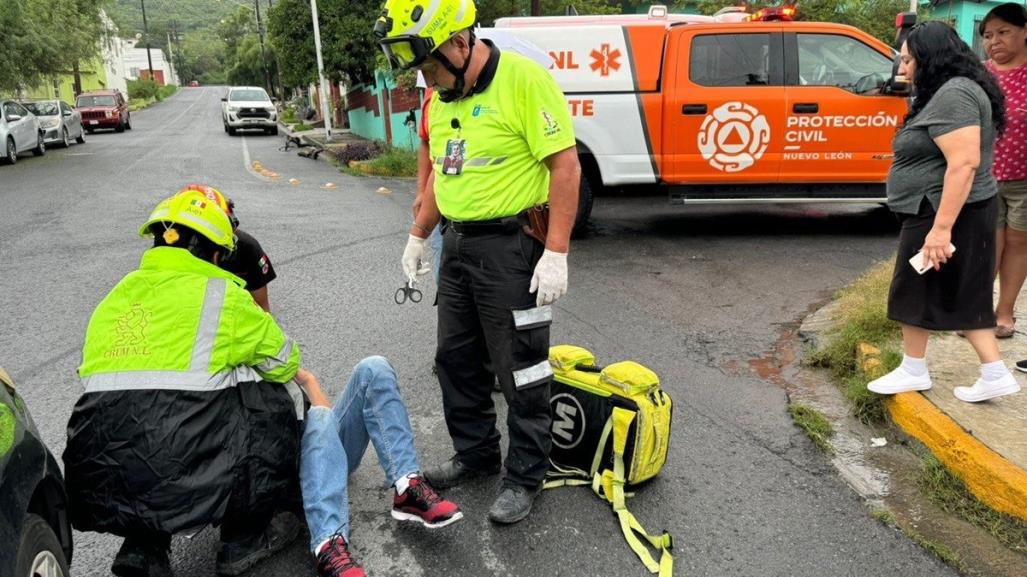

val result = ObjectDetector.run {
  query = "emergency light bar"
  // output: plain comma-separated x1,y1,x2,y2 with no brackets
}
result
747,5,797,22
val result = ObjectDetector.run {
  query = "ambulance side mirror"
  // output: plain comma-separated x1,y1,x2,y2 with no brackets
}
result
884,54,911,96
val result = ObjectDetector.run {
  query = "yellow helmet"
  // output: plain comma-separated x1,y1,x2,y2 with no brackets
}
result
374,0,477,70
138,190,236,251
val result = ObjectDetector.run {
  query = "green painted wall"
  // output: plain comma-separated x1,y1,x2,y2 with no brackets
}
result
927,1,1024,56
346,70,420,151
20,55,110,103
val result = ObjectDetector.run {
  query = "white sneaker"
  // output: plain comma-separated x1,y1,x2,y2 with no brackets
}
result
867,366,932,394
953,374,1021,403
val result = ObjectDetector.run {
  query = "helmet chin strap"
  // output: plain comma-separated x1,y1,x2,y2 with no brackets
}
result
436,33,476,103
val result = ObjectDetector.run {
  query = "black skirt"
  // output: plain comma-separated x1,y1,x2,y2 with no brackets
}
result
887,196,997,331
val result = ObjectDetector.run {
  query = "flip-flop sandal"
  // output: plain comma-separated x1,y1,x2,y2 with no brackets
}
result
996,324,1016,338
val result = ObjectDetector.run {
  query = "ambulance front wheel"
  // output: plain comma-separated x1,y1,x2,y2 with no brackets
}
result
573,173,594,236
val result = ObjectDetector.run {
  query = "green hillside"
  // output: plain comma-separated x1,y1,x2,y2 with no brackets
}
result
108,0,236,36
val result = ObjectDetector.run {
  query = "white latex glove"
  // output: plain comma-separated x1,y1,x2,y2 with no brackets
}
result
529,249,568,307
402,234,431,282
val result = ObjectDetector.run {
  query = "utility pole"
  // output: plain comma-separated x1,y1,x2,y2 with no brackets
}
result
254,0,273,94
531,0,541,17
140,0,155,81
265,0,285,100
310,0,332,139
166,32,175,84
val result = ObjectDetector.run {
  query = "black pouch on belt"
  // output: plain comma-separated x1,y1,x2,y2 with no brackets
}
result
520,205,549,245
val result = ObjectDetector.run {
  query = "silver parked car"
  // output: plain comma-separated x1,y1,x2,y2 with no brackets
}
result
1,100,45,165
22,100,85,148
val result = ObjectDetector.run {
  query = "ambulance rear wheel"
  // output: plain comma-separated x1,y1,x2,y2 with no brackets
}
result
573,172,594,236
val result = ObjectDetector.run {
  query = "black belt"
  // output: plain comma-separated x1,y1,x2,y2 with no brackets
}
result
449,211,529,236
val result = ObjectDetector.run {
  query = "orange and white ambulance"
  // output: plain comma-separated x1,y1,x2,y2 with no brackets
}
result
489,5,910,226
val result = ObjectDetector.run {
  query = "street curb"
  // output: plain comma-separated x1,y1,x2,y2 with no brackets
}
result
858,342,1027,522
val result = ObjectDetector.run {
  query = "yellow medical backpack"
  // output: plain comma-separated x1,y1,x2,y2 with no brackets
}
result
546,345,674,576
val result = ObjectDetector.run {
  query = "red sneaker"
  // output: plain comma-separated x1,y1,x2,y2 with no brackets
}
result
315,535,365,577
391,475,464,528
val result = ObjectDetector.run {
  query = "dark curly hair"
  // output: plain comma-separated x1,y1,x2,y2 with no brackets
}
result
905,21,1006,135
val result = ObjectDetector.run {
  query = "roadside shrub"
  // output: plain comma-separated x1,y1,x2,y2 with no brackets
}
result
363,147,417,177
328,141,384,164
157,84,178,100
127,79,159,100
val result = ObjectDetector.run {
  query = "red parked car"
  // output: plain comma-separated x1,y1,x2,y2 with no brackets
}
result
75,90,131,133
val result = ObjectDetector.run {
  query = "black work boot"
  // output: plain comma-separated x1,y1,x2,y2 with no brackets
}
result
216,511,300,576
423,456,501,489
111,535,173,577
487,484,540,524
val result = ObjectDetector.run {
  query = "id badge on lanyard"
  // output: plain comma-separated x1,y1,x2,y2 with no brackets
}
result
442,138,466,176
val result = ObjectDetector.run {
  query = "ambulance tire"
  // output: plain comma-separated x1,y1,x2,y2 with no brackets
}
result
573,172,594,236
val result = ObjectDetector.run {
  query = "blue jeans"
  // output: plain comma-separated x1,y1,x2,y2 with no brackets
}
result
299,356,420,550
430,223,443,284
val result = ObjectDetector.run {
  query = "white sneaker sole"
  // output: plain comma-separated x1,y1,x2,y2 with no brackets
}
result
391,509,464,529
954,383,1021,403
867,379,932,395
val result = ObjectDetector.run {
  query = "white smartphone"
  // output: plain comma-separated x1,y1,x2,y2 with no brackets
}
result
909,244,956,274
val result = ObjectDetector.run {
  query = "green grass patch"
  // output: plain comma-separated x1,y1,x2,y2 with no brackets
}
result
292,123,314,132
281,108,297,124
906,527,963,568
869,505,961,568
157,84,178,100
807,259,901,423
871,508,898,527
128,97,156,112
787,403,834,453
356,146,418,177
918,452,1027,553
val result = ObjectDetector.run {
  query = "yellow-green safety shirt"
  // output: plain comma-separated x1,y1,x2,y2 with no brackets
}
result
428,50,576,222
78,246,301,392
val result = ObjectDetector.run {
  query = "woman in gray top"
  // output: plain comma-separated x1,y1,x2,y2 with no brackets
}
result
868,22,1021,403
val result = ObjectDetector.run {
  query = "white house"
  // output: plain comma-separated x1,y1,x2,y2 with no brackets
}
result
99,10,128,96
122,37,179,86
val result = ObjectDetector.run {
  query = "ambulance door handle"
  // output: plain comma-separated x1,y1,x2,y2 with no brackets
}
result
793,103,819,114
682,104,707,115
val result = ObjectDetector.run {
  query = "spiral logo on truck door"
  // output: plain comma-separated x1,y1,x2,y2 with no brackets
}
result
698,102,771,173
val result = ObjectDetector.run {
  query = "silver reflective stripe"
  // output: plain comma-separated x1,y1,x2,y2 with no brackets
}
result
82,365,260,393
190,278,226,371
512,305,552,330
178,212,227,245
256,336,295,373
513,360,553,389
284,380,305,420
436,156,505,167
81,277,251,393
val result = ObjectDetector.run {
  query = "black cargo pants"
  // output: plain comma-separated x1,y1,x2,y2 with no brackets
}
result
435,219,553,489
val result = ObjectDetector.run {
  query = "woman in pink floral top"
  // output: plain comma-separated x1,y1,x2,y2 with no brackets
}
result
983,3,1027,339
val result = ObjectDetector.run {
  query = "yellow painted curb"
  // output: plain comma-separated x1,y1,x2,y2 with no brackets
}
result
857,341,1027,522
887,393,1027,522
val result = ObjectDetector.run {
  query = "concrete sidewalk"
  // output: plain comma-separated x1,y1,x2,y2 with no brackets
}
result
278,122,368,154
807,282,1027,523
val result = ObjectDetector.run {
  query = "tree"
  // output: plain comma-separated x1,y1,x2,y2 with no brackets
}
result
691,0,909,44
267,0,317,88
477,0,621,25
0,0,106,93
175,30,228,84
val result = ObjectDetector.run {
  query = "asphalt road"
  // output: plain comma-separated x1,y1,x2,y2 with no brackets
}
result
0,87,956,577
